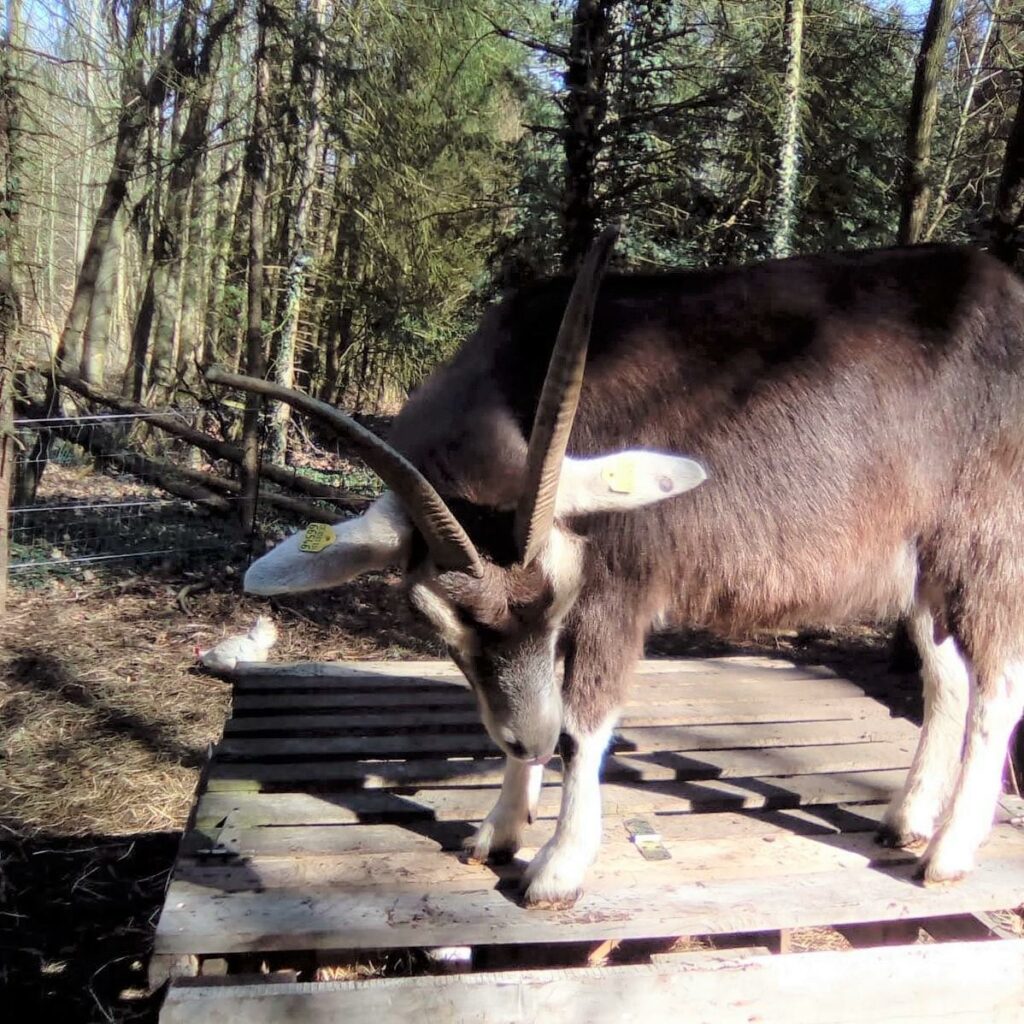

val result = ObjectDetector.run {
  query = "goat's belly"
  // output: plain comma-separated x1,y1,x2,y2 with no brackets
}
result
664,543,918,634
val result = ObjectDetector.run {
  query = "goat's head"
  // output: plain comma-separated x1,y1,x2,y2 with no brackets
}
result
232,227,706,763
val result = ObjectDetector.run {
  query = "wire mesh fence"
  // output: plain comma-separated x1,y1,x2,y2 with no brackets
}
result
8,411,250,579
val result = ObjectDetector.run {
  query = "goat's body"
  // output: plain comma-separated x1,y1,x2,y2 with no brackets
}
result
394,244,1024,680
244,240,1024,904
389,244,1024,901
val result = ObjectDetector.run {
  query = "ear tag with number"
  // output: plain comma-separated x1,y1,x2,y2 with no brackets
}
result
299,523,336,553
601,456,636,495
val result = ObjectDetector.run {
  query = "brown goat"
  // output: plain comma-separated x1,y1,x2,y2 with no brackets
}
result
229,231,1024,907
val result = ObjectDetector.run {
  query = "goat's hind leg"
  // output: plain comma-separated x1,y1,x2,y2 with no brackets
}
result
878,606,969,849
920,659,1024,883
463,757,543,864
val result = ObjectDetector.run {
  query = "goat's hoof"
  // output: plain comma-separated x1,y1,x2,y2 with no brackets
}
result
916,841,973,886
462,819,522,866
520,887,581,911
519,841,589,909
875,824,928,850
462,845,516,867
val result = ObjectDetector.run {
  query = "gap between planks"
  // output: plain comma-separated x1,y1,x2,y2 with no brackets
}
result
205,739,913,791
214,717,918,762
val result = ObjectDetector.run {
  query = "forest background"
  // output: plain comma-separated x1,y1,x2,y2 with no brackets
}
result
4,0,1024,447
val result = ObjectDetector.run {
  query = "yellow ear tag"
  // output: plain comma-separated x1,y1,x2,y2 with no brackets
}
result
602,457,636,495
299,522,336,553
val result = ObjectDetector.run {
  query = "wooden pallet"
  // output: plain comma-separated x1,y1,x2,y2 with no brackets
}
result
154,658,1024,1022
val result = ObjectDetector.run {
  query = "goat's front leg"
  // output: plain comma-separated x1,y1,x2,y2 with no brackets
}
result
521,717,615,908
463,757,544,864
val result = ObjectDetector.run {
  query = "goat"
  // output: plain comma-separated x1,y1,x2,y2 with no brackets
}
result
211,226,1024,908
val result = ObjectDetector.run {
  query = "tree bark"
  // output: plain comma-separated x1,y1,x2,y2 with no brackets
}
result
898,0,957,245
80,209,123,384
239,0,271,530
146,2,237,401
561,0,617,270
770,0,804,259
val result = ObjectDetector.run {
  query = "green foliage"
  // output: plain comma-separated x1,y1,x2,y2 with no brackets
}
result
17,0,1024,416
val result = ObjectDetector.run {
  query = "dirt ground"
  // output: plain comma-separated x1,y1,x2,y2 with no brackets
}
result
0,549,924,1021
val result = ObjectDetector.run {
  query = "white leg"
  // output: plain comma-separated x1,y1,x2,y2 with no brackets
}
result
463,758,543,864
921,662,1024,883
522,718,614,908
880,609,969,847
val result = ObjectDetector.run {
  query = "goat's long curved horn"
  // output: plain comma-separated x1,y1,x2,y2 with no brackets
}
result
204,367,482,576
514,224,620,564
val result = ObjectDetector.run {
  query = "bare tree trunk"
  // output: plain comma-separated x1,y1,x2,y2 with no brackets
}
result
561,0,616,270
924,0,999,241
0,0,22,614
898,0,958,245
770,0,804,259
178,161,207,383
62,0,200,377
989,70,1024,265
240,0,271,530
204,158,244,366
268,0,326,463
80,209,122,385
147,6,234,402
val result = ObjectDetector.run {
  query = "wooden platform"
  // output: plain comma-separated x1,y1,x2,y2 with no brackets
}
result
154,658,1024,1022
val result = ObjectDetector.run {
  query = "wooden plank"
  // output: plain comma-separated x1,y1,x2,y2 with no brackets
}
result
231,656,842,680
195,770,907,827
206,740,913,791
232,674,874,702
215,718,917,762
233,690,477,712
158,941,1024,1024
224,697,894,730
154,855,1024,953
174,823,1024,895
181,805,888,859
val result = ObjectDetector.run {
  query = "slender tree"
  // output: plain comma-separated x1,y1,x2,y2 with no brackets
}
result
561,0,618,268
989,71,1024,265
239,0,271,529
0,0,22,612
898,0,958,244
770,0,804,258
267,0,326,463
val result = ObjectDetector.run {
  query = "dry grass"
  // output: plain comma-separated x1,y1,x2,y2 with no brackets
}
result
0,561,431,1021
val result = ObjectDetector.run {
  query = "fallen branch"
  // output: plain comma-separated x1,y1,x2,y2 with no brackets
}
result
22,408,340,525
44,369,370,511
40,416,232,513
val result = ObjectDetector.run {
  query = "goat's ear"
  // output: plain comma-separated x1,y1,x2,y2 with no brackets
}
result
244,492,411,595
555,450,706,516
